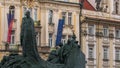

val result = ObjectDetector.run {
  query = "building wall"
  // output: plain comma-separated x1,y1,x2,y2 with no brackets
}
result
0,5,1,46
40,1,80,47
82,11,120,68
0,0,120,68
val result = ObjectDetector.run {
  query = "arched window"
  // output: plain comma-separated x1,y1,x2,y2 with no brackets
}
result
9,6,15,18
34,8,37,21
114,0,119,14
29,8,32,17
8,6,15,45
48,10,53,24
23,7,27,17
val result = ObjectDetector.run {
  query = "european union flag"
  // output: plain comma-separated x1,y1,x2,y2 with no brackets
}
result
56,19,64,46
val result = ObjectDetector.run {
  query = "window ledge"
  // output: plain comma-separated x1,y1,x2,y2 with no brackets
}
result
115,60,120,62
115,38,120,39
63,24,73,28
103,36,109,38
88,58,94,60
48,23,54,26
88,34,94,36
103,59,109,61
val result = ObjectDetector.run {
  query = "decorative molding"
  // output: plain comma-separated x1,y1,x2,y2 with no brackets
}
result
42,2,79,13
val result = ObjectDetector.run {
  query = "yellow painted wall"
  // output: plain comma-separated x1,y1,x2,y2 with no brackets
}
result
20,6,22,25
59,10,62,19
0,6,1,45
73,14,76,33
38,8,41,21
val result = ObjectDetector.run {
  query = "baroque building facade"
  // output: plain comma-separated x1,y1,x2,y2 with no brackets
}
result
0,0,120,68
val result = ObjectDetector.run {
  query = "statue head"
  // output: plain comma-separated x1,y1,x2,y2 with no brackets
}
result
25,10,30,18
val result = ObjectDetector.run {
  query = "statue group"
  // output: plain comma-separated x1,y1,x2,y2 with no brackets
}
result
0,11,86,68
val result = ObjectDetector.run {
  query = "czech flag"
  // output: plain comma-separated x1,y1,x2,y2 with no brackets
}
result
7,13,14,43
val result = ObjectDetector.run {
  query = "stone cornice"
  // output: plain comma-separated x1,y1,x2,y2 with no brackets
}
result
83,10,120,23
39,0,79,7
0,1,20,7
85,17,120,26
40,1,79,13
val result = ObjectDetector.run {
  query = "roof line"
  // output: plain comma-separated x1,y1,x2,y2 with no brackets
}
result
84,0,95,10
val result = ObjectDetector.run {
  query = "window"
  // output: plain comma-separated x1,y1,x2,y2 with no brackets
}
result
115,49,120,60
115,2,119,14
62,12,66,24
9,6,15,45
68,12,72,25
64,0,68,1
9,6,15,15
23,7,27,17
103,47,109,59
61,35,66,45
103,26,109,37
34,8,37,21
88,25,94,35
49,33,53,47
113,0,119,14
29,8,32,17
10,30,15,45
88,46,94,58
48,10,53,24
36,32,39,46
115,29,120,38
62,12,73,25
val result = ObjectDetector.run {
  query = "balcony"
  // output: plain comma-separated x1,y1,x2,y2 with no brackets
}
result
63,24,73,29
34,20,41,27
3,43,21,52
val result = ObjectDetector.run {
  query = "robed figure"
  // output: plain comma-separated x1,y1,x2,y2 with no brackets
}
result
20,11,40,61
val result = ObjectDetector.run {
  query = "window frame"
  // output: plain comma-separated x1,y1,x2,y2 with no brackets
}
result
23,7,27,17
103,47,109,60
10,30,15,45
103,26,109,37
61,35,67,45
62,12,66,24
88,24,94,35
88,46,94,58
68,12,72,25
48,33,53,47
34,8,38,21
29,8,32,17
36,32,40,46
48,10,53,24
115,48,120,61
115,29,120,38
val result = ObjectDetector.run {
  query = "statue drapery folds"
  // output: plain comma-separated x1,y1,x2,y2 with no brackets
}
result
20,11,40,61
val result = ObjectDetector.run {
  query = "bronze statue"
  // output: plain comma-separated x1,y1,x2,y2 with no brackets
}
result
0,11,86,68
20,10,40,61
